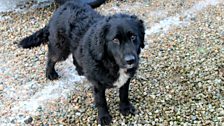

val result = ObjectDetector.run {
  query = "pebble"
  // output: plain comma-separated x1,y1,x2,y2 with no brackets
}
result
0,85,3,91
219,109,224,116
75,112,81,116
24,116,33,124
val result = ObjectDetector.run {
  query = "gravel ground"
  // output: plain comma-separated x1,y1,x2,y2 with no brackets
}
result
0,0,224,125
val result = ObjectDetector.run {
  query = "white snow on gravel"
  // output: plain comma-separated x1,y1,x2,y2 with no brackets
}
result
0,56,85,124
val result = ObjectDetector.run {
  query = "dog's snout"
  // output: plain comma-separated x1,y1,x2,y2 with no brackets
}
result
125,55,136,65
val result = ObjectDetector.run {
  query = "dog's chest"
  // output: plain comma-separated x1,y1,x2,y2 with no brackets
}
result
113,69,130,88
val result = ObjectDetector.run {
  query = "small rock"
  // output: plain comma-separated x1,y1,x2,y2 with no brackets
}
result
191,115,197,121
24,116,33,124
151,121,155,125
74,105,79,110
219,109,224,116
0,85,3,91
75,112,81,116
11,119,16,124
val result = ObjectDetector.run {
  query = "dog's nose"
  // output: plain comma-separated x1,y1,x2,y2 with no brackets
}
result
125,55,136,65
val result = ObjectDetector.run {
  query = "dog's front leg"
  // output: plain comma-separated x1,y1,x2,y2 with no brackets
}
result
119,79,136,116
93,86,112,125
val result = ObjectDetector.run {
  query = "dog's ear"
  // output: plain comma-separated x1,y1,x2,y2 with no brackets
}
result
90,22,110,61
130,15,145,49
138,19,145,49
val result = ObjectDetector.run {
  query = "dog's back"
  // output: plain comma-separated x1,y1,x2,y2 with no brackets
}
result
19,0,102,49
48,1,102,50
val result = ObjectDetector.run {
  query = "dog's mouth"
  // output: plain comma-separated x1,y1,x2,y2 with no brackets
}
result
122,64,138,73
126,64,135,69
114,57,138,73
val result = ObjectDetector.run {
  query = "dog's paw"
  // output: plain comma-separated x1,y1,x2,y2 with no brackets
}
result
76,69,84,76
46,70,59,80
98,113,112,126
119,102,136,116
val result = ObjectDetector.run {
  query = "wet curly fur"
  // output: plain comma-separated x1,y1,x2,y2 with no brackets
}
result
19,1,145,125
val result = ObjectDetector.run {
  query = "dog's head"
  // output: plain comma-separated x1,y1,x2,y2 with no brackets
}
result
91,14,145,71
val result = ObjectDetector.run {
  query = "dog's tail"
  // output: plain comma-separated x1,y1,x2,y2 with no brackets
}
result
55,0,105,9
18,25,49,48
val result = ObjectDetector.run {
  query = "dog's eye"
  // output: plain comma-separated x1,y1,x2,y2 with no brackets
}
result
131,35,136,41
113,38,120,44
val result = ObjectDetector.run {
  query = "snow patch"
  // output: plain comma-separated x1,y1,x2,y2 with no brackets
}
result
1,56,85,124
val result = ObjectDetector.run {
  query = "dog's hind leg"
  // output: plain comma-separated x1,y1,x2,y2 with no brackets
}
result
72,55,84,75
46,56,59,80
46,36,70,80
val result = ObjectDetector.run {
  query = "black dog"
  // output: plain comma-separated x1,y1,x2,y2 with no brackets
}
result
19,0,145,125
